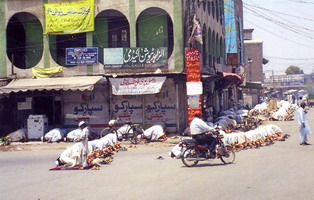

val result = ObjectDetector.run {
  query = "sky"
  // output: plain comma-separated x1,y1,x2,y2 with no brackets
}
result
242,0,314,76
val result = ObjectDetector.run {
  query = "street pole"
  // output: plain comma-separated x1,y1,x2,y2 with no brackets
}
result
272,69,275,89
247,58,252,82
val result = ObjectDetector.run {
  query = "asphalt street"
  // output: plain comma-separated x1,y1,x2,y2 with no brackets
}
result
0,108,314,200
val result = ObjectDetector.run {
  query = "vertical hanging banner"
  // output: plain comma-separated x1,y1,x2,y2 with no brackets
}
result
224,0,237,54
185,48,202,125
185,48,201,82
44,0,95,35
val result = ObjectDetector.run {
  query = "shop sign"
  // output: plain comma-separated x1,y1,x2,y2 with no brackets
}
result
111,80,177,132
66,47,98,65
63,90,109,127
227,53,239,65
109,77,166,95
185,48,202,125
185,48,201,82
186,82,203,95
17,102,32,110
104,47,168,68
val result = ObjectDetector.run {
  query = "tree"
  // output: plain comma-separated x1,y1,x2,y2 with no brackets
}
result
285,65,304,75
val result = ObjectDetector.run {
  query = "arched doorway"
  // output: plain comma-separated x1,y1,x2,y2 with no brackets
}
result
6,12,43,69
49,33,86,67
94,10,130,64
137,7,174,57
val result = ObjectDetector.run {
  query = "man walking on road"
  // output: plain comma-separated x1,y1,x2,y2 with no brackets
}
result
297,102,311,145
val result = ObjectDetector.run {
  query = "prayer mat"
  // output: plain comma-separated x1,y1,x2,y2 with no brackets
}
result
49,165,93,171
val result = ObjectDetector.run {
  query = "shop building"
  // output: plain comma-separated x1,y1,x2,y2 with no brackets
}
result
0,0,230,136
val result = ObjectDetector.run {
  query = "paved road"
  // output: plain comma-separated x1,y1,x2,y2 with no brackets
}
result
1,108,314,200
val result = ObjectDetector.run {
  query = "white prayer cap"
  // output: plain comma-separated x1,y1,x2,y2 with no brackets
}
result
108,119,117,127
78,121,86,127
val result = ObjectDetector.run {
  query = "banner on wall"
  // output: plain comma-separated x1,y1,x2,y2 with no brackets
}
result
44,0,95,35
109,77,166,95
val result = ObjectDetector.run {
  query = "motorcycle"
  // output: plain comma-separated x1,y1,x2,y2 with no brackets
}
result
180,129,235,167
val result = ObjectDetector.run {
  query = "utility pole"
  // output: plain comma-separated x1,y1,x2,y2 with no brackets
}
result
247,58,252,82
272,69,275,89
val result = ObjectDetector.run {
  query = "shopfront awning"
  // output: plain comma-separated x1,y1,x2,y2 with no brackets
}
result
240,82,263,89
0,76,104,94
217,72,244,86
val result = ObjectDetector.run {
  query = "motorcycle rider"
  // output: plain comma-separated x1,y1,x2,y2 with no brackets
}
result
190,110,218,158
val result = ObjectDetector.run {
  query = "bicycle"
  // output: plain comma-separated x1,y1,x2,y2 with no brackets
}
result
100,119,144,144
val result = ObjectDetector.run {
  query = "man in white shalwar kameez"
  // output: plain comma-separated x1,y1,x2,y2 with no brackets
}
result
78,121,90,167
297,102,311,145
143,122,166,141
44,128,63,143
7,128,27,142
66,128,82,142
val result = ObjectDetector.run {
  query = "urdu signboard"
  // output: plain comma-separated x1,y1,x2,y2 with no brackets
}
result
185,48,202,125
104,47,168,68
44,0,95,35
66,47,98,65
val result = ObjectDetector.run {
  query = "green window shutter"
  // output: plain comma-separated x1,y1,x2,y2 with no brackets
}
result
93,17,108,64
138,15,168,47
25,20,43,68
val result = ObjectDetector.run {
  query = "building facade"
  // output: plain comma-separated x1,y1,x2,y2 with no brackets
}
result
242,28,267,106
0,0,229,137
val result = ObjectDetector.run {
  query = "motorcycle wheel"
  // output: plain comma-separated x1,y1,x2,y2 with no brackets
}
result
181,148,200,167
219,145,235,164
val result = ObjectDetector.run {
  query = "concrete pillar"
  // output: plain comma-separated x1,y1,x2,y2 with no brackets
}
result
86,32,93,74
42,0,50,68
0,0,7,77
129,0,136,47
173,0,184,71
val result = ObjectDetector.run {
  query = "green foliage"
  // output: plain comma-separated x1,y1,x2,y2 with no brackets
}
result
285,65,304,75
0,136,11,146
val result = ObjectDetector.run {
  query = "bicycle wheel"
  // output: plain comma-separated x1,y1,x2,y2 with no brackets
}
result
219,145,235,164
127,126,137,144
181,148,200,167
100,127,111,137
128,125,144,144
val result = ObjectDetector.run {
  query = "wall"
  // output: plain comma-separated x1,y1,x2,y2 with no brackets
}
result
63,85,110,134
2,0,183,78
244,40,264,82
111,77,182,132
